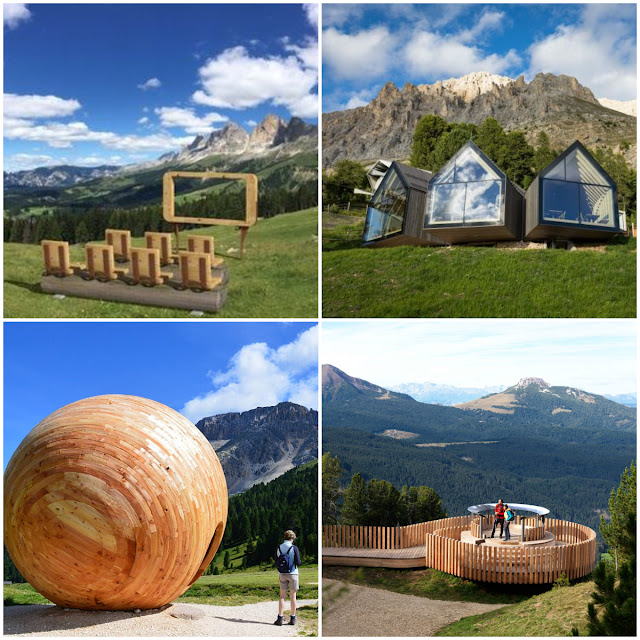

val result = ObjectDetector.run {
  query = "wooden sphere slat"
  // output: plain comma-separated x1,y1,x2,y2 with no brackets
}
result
4,395,228,610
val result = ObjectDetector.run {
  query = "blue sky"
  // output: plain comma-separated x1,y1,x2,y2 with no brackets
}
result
323,3,637,111
3,322,318,468
3,3,318,171
323,319,637,395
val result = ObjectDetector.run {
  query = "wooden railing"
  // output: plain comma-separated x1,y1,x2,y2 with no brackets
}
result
426,517,596,583
322,516,472,550
471,515,546,541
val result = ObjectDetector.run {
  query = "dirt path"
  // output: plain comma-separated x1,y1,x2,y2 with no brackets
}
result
323,579,504,636
4,600,317,637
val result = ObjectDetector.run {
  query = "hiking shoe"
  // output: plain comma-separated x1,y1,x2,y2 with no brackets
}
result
288,617,296,626
274,617,283,626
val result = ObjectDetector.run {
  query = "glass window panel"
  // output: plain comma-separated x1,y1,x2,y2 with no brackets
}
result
464,181,502,222
363,206,387,241
579,184,615,227
431,160,455,184
565,148,610,186
363,167,407,240
428,183,465,224
544,159,565,180
454,147,499,182
542,179,579,223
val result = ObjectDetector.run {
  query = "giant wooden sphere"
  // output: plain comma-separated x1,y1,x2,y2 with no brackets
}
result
4,395,227,610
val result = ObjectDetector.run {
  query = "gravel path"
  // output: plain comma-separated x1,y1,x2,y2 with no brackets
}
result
322,579,504,637
4,600,317,637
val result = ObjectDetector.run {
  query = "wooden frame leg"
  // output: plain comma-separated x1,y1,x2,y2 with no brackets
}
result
239,227,248,258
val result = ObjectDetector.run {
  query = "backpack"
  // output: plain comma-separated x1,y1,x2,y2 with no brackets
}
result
505,509,515,522
275,545,295,573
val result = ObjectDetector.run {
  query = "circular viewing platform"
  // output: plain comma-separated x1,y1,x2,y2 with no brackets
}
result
322,505,596,584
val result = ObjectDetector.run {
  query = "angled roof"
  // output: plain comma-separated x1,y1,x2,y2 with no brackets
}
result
429,139,506,186
539,140,616,188
393,161,432,192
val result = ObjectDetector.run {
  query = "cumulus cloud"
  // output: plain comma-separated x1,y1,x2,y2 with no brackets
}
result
323,27,395,80
154,106,228,134
138,116,149,125
528,4,636,100
181,326,318,424
404,30,520,77
303,3,318,29
4,93,81,119
192,45,317,118
4,3,31,29
6,153,56,169
138,77,161,91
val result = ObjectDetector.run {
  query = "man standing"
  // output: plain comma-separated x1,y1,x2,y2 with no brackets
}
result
491,499,505,538
274,530,301,626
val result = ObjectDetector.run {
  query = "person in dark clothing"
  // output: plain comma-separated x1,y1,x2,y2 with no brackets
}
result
274,530,301,626
491,499,505,538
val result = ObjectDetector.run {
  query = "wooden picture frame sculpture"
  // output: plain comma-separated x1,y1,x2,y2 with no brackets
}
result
4,395,228,610
163,171,258,258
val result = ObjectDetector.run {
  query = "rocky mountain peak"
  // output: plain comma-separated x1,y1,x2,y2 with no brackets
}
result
513,377,551,390
248,113,287,150
425,71,514,102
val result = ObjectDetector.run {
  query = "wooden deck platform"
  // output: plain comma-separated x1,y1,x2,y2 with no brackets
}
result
322,545,426,568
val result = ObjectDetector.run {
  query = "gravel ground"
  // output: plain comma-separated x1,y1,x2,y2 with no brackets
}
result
322,578,504,637
4,600,317,637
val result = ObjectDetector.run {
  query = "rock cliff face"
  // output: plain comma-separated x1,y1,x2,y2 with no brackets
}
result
323,72,636,167
195,402,318,494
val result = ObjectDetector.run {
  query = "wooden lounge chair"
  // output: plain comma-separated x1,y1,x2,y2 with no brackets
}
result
85,244,119,281
186,235,224,267
145,232,173,265
130,247,171,286
105,229,131,262
41,240,74,277
178,251,222,291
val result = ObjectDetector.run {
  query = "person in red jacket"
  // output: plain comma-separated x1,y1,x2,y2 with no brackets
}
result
491,499,505,538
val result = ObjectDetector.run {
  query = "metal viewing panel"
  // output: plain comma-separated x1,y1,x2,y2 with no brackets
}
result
468,503,550,517
163,171,258,227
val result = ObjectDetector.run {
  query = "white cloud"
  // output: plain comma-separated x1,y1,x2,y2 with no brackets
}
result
323,27,395,80
344,89,374,109
6,153,56,169
138,116,149,125
303,3,318,29
138,77,161,91
457,9,505,44
4,3,30,29
181,326,318,423
4,93,81,119
404,30,521,77
154,106,228,135
528,5,636,100
322,4,365,28
245,119,258,127
192,45,317,118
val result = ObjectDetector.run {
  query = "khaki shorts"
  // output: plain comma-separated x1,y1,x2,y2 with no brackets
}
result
279,573,299,593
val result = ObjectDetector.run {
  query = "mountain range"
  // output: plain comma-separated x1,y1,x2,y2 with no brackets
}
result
389,381,505,405
195,401,318,494
322,364,636,532
4,114,317,190
322,71,636,167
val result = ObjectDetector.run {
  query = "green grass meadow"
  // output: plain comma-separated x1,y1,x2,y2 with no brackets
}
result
4,208,318,318
322,214,636,318
4,565,318,608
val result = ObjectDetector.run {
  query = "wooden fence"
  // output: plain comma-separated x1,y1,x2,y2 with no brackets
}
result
323,516,472,550
470,515,545,541
425,517,596,583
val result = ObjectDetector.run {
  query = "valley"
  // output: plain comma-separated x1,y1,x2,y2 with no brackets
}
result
322,365,636,541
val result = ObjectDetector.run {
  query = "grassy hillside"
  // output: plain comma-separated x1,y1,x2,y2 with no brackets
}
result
322,217,636,317
436,579,594,636
4,208,318,318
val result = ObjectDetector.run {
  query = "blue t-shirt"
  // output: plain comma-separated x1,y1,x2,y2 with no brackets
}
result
277,541,299,575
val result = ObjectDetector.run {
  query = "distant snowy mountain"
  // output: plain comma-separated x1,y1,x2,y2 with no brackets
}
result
603,392,637,407
389,381,505,406
598,98,637,117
